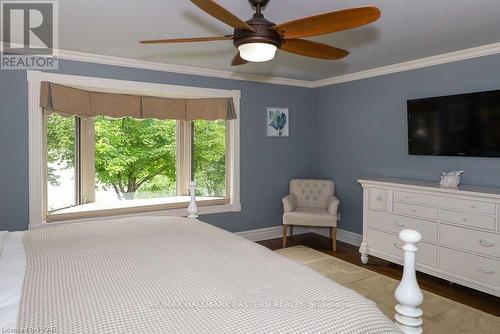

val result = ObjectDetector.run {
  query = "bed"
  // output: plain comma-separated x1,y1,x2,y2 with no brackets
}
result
0,211,423,333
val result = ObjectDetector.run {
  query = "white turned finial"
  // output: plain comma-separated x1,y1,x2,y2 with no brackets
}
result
394,229,424,334
187,181,199,219
399,229,422,245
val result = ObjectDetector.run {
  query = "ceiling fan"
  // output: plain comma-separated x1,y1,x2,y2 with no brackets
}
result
140,0,380,66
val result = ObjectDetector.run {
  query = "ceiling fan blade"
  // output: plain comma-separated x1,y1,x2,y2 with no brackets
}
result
280,39,349,60
190,0,255,32
140,36,233,44
272,6,380,39
231,52,248,66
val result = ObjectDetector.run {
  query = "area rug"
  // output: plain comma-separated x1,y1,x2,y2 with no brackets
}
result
275,245,500,334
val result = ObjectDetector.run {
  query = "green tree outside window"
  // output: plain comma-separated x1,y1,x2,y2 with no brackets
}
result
46,114,227,207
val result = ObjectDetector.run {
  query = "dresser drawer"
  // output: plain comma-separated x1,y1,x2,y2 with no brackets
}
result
367,229,437,268
369,188,388,212
441,198,496,215
440,247,500,288
439,209,496,231
394,191,439,206
393,201,438,221
439,224,500,258
367,210,437,243
394,191,495,215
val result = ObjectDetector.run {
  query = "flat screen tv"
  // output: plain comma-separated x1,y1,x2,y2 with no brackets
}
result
407,90,500,157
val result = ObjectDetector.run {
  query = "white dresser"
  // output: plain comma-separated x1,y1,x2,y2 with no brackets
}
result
359,178,500,297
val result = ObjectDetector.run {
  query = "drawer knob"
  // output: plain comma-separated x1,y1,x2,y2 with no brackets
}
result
478,266,495,275
393,242,403,249
461,218,467,222
406,196,411,199
471,205,477,209
479,240,494,247
377,196,383,201
394,222,405,228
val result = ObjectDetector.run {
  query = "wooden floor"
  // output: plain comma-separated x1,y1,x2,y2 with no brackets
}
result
257,232,500,317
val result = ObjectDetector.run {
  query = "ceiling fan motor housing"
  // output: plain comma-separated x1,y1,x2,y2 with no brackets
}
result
233,14,282,49
248,0,271,10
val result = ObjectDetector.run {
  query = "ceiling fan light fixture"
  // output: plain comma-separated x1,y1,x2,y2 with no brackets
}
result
140,1,381,66
238,42,277,62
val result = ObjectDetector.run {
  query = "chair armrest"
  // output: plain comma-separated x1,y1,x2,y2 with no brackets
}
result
327,196,340,216
282,194,297,213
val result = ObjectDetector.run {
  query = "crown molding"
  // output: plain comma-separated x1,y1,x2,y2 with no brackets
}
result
311,42,500,88
6,41,500,88
57,49,315,88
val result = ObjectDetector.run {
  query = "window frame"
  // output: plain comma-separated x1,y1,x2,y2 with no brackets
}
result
28,70,241,228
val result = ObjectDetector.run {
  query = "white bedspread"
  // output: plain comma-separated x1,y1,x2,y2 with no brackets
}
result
6,217,400,333
0,231,26,330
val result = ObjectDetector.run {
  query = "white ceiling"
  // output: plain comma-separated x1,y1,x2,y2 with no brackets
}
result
59,0,500,81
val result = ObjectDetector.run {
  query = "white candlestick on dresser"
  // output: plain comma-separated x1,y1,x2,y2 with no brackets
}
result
394,229,424,334
187,181,199,219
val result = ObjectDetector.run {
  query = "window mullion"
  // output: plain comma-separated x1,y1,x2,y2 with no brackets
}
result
175,121,182,196
42,114,48,218
176,121,192,196
79,117,95,204
75,118,81,206
185,121,192,195
189,121,194,184
225,120,231,199
228,118,238,205
183,121,193,196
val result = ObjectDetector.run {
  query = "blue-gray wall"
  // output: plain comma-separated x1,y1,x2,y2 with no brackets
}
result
0,59,315,231
3,54,500,234
314,54,500,235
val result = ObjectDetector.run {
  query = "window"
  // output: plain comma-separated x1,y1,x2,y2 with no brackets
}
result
192,120,227,197
28,71,240,227
45,115,229,221
46,113,77,211
93,116,177,202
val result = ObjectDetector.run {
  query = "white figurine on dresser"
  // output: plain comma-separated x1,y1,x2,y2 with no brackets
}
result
358,178,500,297
439,170,464,188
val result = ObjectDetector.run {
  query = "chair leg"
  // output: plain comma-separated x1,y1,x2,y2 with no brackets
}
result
289,225,293,239
329,227,337,252
282,225,287,248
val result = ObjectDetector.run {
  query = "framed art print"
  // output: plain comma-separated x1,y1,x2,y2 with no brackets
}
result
267,107,289,137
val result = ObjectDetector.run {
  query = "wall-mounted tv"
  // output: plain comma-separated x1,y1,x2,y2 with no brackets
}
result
407,90,500,157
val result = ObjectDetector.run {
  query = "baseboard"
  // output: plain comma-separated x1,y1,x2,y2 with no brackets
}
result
236,225,362,247
236,226,310,242
309,227,363,247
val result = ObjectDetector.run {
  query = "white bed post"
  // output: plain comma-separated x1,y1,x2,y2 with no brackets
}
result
394,229,424,334
187,181,199,219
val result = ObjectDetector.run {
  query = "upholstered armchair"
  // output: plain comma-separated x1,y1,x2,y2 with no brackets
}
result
282,179,340,251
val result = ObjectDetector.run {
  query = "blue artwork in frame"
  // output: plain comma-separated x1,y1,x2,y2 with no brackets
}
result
267,107,289,137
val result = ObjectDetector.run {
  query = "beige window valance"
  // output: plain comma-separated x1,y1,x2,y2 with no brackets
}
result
40,82,237,120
